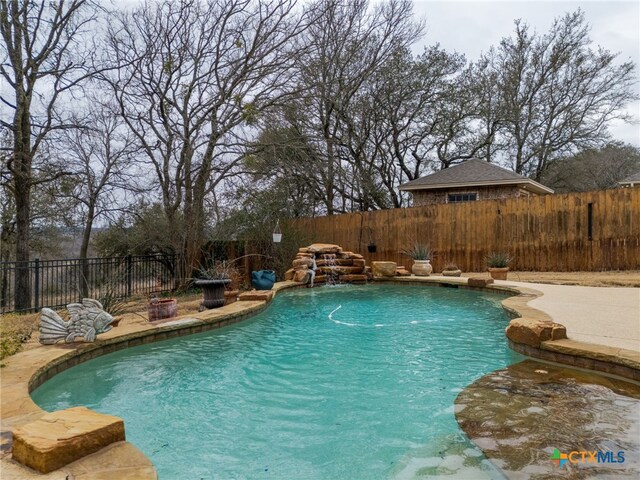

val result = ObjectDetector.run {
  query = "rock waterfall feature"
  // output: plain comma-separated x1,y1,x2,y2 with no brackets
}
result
285,244,370,285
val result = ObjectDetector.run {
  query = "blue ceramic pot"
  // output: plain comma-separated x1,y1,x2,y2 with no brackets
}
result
251,270,276,290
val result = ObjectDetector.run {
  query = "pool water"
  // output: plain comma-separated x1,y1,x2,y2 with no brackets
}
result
32,284,521,479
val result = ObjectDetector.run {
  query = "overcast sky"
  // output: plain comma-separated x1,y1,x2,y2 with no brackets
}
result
411,0,640,146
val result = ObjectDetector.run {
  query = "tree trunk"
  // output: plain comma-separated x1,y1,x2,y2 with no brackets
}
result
325,138,335,215
78,204,95,298
13,153,32,311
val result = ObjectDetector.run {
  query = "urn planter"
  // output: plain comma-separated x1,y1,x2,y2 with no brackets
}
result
412,260,433,276
195,279,231,309
488,267,509,280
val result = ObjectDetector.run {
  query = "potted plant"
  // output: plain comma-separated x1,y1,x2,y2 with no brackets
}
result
442,262,462,277
147,297,178,321
485,252,513,280
401,243,432,276
195,261,232,309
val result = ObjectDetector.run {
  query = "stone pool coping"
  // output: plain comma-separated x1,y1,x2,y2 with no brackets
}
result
1,277,638,477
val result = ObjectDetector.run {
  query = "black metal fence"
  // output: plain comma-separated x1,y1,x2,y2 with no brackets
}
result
0,254,177,314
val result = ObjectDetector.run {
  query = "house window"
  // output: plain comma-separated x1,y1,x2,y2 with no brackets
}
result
447,193,477,203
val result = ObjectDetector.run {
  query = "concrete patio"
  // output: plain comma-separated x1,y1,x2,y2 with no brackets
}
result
500,280,640,352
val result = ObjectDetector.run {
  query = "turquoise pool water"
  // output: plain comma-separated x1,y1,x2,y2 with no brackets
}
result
32,284,521,479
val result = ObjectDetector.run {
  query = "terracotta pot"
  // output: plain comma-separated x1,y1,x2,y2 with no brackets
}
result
147,298,177,321
488,267,509,280
442,269,462,277
196,279,231,309
412,260,433,276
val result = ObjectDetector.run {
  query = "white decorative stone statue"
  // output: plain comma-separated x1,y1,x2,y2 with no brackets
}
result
39,298,115,345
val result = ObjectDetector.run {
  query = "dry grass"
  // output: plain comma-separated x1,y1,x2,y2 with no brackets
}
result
0,291,205,361
462,271,640,287
0,312,39,360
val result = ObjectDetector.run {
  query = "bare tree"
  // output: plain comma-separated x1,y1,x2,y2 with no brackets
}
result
0,0,98,309
105,0,308,282
295,0,423,213
493,10,637,179
49,101,138,295
541,142,640,192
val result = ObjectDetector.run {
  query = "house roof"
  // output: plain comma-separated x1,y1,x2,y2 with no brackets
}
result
398,159,554,195
619,171,640,186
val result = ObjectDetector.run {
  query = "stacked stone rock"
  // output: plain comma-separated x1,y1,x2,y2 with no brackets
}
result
285,243,369,284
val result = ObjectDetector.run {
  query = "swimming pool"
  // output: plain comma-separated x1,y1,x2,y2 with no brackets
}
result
32,284,522,478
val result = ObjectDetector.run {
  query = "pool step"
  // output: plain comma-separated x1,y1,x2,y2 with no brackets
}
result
12,406,125,473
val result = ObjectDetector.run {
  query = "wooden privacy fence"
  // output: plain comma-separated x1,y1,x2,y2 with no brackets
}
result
286,189,640,272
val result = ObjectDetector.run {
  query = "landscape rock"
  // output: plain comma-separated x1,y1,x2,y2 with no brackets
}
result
12,407,125,474
293,258,314,268
468,277,494,288
284,268,295,281
318,266,364,275
505,318,567,348
316,258,353,267
396,267,411,276
307,243,342,254
372,261,397,277
293,269,311,283
238,290,274,302
339,274,368,283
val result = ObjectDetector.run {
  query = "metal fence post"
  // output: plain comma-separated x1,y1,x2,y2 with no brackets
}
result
126,255,133,298
34,258,40,311
171,254,176,290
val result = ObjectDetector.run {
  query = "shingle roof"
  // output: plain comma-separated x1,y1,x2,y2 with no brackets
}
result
619,171,640,185
398,159,553,194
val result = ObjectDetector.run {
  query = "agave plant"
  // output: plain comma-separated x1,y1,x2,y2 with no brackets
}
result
401,243,431,260
197,261,236,281
485,252,513,268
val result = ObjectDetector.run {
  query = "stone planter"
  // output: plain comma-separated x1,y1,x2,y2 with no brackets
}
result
147,299,177,321
442,269,462,277
412,260,433,276
195,279,231,309
488,267,509,280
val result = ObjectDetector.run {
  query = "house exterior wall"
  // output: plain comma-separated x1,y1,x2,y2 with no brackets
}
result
411,185,535,206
